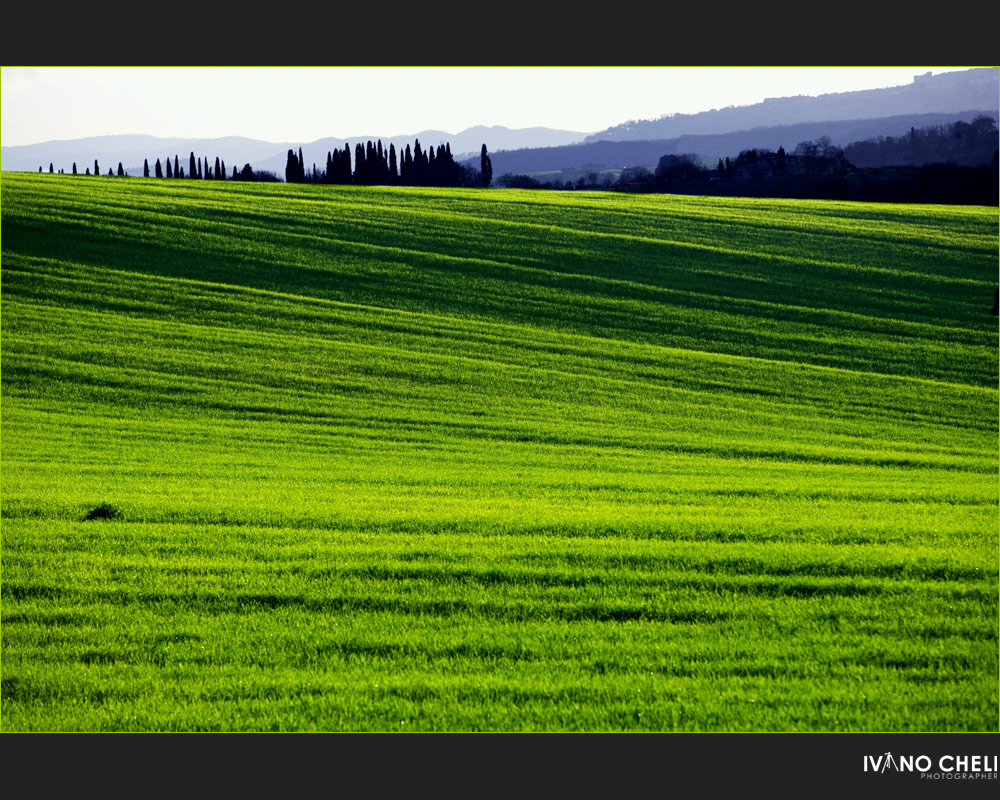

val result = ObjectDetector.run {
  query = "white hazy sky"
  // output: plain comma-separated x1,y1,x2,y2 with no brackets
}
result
0,67,976,147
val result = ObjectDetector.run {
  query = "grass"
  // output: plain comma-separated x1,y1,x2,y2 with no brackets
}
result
1,172,997,731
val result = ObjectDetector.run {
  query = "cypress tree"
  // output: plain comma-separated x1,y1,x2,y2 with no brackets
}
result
174,156,180,178
388,143,397,181
190,152,197,179
354,143,365,183
233,165,239,180
72,162,77,175
144,159,150,178
215,157,221,180
220,159,226,180
95,159,100,176
403,144,413,184
285,149,298,183
49,163,54,173
480,144,492,188
376,140,387,182
117,162,125,176
166,158,172,178
365,141,376,183
155,159,163,178
412,140,424,184
86,168,91,175
332,148,348,183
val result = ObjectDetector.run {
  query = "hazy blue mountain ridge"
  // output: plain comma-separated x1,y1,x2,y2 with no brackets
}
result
585,68,999,142
469,110,999,178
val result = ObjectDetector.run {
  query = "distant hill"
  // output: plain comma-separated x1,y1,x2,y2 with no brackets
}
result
1,125,590,177
584,68,999,143
467,110,1000,178
0,134,299,176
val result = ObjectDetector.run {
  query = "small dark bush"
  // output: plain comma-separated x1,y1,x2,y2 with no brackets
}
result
84,503,121,521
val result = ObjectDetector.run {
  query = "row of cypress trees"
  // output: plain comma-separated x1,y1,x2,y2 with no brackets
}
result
45,160,132,177
57,153,258,180
148,153,237,180
287,140,493,187
49,142,495,187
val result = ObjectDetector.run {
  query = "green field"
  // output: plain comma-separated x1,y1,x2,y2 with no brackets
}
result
1,172,997,732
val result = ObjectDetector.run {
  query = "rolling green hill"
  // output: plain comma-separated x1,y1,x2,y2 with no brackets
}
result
1,172,997,731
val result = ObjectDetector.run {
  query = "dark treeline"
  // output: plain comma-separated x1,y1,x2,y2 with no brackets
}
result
843,116,998,168
286,139,492,188
499,117,998,206
52,140,493,188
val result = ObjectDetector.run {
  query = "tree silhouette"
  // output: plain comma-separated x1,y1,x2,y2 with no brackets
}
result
117,162,125,176
155,158,163,178
166,158,173,178
412,140,425,184
374,140,389,183
344,144,353,181
95,159,100,176
174,155,180,178
190,152,196,180
215,157,222,180
72,162,77,175
354,143,366,183
481,144,492,187
402,144,413,184
285,149,299,183
144,159,150,178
